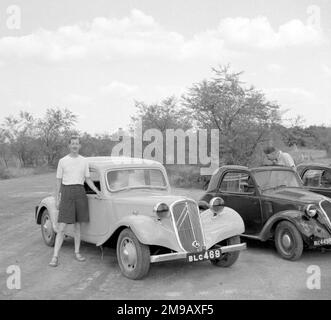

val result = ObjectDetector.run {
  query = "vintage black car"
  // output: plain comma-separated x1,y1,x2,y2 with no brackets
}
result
200,165,331,260
297,163,331,198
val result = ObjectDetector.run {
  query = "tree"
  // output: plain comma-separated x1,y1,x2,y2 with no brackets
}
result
0,128,11,167
1,111,39,166
37,108,77,166
131,96,193,163
131,96,192,132
183,65,281,166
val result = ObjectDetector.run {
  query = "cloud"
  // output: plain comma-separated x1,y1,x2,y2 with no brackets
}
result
99,81,139,96
266,63,284,73
64,93,92,105
0,10,327,65
264,87,314,100
216,16,327,50
262,87,329,125
322,64,331,78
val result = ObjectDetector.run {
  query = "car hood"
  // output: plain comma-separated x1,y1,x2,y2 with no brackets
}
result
263,187,326,204
111,190,195,217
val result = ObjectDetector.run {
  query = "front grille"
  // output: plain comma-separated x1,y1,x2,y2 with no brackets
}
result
171,200,205,252
320,200,331,227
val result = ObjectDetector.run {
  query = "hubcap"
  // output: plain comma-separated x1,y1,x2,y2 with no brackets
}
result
42,215,53,240
282,233,292,249
120,237,137,271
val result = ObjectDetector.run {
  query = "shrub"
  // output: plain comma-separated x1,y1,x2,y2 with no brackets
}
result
0,167,12,179
166,165,208,189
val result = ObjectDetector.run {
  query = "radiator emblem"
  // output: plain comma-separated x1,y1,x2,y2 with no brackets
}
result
192,240,200,249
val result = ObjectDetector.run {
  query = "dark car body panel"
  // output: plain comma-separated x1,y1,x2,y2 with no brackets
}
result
200,165,331,247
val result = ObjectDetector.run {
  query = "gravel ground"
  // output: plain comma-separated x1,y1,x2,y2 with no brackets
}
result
0,173,330,300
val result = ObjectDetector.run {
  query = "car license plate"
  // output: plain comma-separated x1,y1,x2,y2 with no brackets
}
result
314,238,331,246
187,248,222,262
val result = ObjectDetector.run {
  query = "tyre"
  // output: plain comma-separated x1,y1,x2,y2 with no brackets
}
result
116,228,150,280
275,220,303,261
210,235,241,267
41,209,56,247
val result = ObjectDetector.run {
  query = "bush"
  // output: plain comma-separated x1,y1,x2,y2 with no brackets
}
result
166,165,208,189
0,166,55,180
0,167,12,179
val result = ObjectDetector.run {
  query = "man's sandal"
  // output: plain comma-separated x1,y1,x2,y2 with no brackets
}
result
75,253,86,262
49,256,58,267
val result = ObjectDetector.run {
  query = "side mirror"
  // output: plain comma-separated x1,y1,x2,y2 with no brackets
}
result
209,197,225,215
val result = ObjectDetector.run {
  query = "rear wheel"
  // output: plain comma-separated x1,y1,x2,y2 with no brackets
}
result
116,228,150,280
210,235,241,267
275,221,303,260
41,209,56,247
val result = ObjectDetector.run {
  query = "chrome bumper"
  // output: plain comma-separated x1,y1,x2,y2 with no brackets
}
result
150,242,247,263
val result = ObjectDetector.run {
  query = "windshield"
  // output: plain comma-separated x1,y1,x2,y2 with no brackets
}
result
107,168,167,191
254,170,302,191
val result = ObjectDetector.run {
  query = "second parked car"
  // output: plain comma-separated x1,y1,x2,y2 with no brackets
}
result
200,165,331,260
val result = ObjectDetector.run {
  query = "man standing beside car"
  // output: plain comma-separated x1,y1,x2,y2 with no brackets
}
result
49,136,101,267
263,146,296,169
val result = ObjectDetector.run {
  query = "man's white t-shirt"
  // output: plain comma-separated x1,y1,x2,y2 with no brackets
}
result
56,155,90,185
277,151,295,168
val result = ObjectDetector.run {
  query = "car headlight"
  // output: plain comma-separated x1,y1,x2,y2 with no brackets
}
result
153,202,170,220
209,197,225,215
305,204,319,218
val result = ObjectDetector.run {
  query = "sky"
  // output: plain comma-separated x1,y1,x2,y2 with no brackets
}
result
0,0,330,134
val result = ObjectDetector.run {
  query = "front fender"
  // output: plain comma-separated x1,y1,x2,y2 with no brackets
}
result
111,215,183,252
201,207,245,250
259,210,330,242
36,196,59,230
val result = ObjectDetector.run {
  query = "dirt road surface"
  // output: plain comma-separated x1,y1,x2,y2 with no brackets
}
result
0,173,330,300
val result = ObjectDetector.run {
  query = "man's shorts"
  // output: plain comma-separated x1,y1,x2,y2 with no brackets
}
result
58,184,89,224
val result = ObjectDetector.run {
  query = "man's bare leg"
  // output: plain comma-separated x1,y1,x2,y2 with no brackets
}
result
74,223,85,261
49,222,66,267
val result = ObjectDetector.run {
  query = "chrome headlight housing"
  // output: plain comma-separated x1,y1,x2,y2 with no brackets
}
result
209,197,225,215
153,202,170,220
305,204,319,218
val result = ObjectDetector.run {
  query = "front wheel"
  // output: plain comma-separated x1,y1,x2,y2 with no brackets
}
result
41,209,56,247
210,235,241,267
275,221,303,260
116,228,150,280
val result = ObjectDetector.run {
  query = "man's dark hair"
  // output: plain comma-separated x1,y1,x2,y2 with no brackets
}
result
263,146,277,155
68,135,80,144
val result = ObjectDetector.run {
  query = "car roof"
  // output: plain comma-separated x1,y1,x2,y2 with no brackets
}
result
296,162,331,169
87,156,164,170
206,164,298,192
250,165,295,172
215,165,294,173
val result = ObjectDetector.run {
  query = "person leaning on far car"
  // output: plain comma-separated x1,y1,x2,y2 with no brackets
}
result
49,136,102,267
263,146,296,169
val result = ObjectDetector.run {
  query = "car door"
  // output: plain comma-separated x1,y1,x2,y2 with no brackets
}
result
80,169,110,241
300,166,331,198
216,170,262,235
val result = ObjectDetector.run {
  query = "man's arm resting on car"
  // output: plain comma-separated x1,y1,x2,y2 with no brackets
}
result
85,177,102,197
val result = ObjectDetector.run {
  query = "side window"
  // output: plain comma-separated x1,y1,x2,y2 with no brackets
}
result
220,172,255,194
84,170,101,194
149,169,166,186
303,169,331,188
